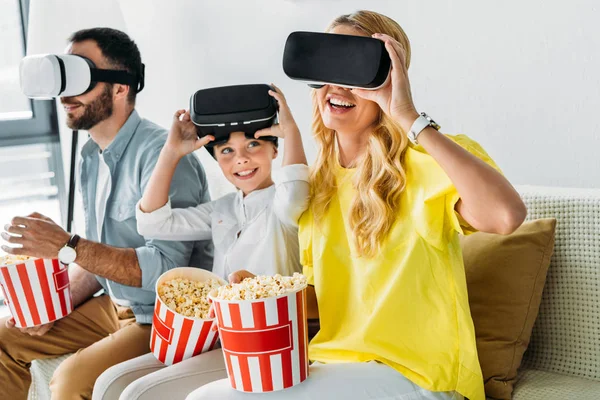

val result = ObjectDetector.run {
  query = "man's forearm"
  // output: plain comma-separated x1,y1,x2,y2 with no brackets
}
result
75,238,142,287
69,263,103,308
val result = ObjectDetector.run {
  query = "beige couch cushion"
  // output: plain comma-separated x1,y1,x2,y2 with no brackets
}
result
513,368,600,400
461,218,556,399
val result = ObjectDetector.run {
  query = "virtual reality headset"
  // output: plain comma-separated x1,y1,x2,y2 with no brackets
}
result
283,31,391,90
20,54,145,99
190,84,278,157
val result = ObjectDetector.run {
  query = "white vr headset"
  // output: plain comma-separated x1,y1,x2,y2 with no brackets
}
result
20,54,145,99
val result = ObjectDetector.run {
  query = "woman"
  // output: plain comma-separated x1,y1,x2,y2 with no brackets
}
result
187,10,526,400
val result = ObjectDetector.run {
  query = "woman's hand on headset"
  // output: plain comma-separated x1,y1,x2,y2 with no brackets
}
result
352,33,419,129
165,109,214,159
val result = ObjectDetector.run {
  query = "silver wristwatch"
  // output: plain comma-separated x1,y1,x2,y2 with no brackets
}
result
408,112,441,144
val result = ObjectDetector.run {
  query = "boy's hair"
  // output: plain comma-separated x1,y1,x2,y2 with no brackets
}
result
69,27,143,105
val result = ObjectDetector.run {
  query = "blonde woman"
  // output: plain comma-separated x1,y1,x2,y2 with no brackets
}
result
186,10,526,400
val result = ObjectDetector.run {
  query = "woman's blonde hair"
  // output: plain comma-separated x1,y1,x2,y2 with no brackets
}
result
310,10,411,258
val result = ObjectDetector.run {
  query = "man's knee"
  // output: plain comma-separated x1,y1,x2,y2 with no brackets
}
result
0,317,20,345
0,317,30,363
50,353,93,400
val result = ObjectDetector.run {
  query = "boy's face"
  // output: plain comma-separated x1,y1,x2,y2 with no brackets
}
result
214,131,278,195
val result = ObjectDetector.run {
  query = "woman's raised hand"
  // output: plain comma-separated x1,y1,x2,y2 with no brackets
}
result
353,33,419,128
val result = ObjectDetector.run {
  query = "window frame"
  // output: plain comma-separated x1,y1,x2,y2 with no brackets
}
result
0,0,67,226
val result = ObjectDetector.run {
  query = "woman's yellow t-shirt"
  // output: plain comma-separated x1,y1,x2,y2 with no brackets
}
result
299,135,500,400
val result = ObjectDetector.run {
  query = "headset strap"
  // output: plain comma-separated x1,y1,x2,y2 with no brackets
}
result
90,63,145,93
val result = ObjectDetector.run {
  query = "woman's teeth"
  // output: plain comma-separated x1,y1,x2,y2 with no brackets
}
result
328,98,355,108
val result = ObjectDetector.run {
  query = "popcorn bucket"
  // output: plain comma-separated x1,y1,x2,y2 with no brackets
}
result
0,258,72,328
151,267,227,366
210,286,309,393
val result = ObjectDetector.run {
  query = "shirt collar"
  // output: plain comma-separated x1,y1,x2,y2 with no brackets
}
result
81,110,142,161
234,184,275,222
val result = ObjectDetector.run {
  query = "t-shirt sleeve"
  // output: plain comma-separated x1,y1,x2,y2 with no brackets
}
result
411,134,501,250
298,209,314,285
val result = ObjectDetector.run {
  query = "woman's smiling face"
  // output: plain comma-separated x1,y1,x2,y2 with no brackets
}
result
315,24,381,135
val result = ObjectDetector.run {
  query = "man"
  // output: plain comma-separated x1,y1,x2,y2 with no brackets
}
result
0,28,212,400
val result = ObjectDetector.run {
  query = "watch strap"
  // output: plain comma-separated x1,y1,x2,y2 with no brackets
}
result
67,234,80,249
408,112,440,144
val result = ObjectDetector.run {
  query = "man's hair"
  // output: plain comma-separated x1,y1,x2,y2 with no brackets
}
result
69,27,142,104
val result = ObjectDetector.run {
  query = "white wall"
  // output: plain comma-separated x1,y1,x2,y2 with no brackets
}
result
31,0,600,198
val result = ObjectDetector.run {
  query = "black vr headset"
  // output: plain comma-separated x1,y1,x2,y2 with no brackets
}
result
20,54,145,99
190,84,278,157
282,31,391,90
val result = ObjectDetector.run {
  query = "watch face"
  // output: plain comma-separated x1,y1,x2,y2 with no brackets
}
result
58,246,76,264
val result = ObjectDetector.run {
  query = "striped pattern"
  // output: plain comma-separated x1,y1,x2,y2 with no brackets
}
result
0,259,72,328
213,288,309,393
150,296,219,366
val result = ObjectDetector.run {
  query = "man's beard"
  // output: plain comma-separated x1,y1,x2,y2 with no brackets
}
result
64,84,114,130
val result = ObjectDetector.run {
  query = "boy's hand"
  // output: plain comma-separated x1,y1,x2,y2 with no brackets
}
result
228,270,256,284
165,110,214,158
209,269,256,332
254,84,300,140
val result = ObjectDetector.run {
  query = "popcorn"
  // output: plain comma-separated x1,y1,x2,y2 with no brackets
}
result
214,273,307,301
0,255,35,267
158,278,222,319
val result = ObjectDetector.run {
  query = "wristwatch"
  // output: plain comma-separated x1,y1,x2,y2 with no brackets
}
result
58,234,80,265
408,112,441,144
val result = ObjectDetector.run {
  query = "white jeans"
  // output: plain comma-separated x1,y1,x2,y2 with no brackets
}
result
92,349,227,400
185,361,464,400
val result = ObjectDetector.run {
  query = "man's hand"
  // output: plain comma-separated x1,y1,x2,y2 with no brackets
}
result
1,212,70,259
6,317,55,336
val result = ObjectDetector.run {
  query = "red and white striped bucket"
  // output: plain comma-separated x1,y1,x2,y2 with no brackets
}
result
0,258,72,328
151,267,227,366
210,286,309,393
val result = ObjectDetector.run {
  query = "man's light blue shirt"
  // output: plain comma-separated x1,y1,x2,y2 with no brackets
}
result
78,110,213,324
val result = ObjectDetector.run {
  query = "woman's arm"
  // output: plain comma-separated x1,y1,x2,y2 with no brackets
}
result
402,123,526,234
354,33,526,235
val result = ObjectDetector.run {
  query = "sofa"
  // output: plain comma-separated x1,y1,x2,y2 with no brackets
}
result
27,185,600,399
510,186,600,399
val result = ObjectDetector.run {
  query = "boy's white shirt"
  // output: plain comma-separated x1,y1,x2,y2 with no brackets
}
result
136,164,310,279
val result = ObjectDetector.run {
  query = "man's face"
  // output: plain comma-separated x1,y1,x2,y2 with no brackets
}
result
60,40,114,130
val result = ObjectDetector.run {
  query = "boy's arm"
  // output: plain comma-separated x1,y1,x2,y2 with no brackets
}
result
255,84,307,166
140,109,213,213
